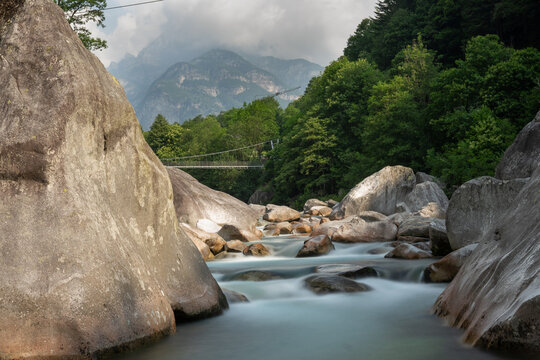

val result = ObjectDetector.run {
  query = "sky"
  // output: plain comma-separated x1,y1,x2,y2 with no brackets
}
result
89,0,378,68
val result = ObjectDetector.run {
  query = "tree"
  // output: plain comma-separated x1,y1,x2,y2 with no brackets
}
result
54,0,107,51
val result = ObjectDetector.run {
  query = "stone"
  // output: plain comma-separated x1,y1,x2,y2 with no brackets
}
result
404,181,449,213
218,224,261,242
193,238,215,261
495,110,540,180
228,270,283,281
326,199,338,207
303,198,328,212
433,168,540,353
304,275,372,295
272,221,293,235
315,264,378,279
248,189,273,205
331,218,397,243
311,219,349,238
296,235,335,257
167,167,260,239
429,220,451,256
355,211,388,222
205,237,227,255
293,223,312,234
222,289,249,303
398,216,441,239
417,202,446,219
413,242,431,252
263,205,301,222
330,166,416,219
243,243,271,257
446,176,528,250
415,172,444,188
225,240,247,253
385,243,433,259
310,205,333,217
0,1,226,357
249,203,267,218
424,244,477,283
197,218,222,233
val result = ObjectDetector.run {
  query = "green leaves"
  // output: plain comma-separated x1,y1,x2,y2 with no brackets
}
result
54,0,107,51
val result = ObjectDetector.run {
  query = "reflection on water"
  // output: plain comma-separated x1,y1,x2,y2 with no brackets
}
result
115,235,525,360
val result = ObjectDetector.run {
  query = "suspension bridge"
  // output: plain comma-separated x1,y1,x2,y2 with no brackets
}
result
160,139,279,169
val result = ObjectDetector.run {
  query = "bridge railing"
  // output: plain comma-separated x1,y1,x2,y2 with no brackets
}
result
163,160,264,169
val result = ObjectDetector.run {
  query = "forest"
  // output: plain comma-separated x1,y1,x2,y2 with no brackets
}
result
144,0,540,208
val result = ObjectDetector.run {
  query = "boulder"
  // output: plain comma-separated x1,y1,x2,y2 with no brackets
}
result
311,219,350,238
296,235,335,257
304,275,372,295
404,181,449,213
293,223,312,234
315,264,378,279
222,289,249,303
424,244,477,283
249,203,267,218
416,202,446,219
326,199,338,207
415,172,444,188
263,205,301,222
433,167,540,353
398,216,441,239
167,167,259,239
495,110,540,180
243,243,271,257
193,238,215,261
309,205,333,217
272,221,293,235
331,218,397,243
330,166,416,219
446,176,528,250
228,270,283,281
355,211,388,222
248,189,273,205
429,220,451,256
225,240,247,253
197,218,222,233
205,238,227,255
0,1,226,357
218,224,261,242
385,243,433,259
303,198,328,212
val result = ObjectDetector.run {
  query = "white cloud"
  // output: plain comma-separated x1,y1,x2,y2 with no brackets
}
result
90,0,377,67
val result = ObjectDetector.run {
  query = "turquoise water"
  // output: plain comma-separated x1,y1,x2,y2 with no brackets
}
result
116,236,526,360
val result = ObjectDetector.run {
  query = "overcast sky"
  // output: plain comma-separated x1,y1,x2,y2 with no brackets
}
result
89,0,377,68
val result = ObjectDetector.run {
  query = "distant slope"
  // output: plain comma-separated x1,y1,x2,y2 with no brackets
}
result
108,48,322,130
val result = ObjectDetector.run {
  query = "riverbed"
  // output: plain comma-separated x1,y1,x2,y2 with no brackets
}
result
116,235,525,360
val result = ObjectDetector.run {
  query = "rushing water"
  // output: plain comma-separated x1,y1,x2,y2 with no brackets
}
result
117,235,526,360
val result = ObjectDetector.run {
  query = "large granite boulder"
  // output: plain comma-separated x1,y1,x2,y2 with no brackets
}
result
330,166,416,219
263,204,301,222
403,181,449,213
433,167,540,353
331,217,397,243
303,198,328,212
424,244,477,283
296,235,335,257
0,1,226,357
495,110,540,180
167,167,260,240
446,176,528,250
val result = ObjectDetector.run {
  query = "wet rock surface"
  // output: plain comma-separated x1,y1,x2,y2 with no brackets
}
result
315,264,378,279
296,235,335,257
304,275,372,294
424,244,477,283
385,243,433,260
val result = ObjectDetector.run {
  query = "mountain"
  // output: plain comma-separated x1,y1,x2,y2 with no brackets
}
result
108,49,322,129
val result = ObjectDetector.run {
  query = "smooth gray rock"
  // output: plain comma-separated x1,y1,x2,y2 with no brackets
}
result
296,235,335,257
167,167,260,240
433,168,540,353
0,1,226,357
303,198,328,212
416,172,444,188
249,203,267,218
315,264,378,279
495,110,540,180
304,275,372,294
263,205,301,222
404,181,449,213
330,166,416,219
429,220,451,256
331,217,397,243
385,243,433,259
424,244,477,283
248,189,273,205
417,202,446,219
446,176,528,250
222,289,249,303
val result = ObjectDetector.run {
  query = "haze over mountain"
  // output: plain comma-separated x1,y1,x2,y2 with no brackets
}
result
109,48,322,129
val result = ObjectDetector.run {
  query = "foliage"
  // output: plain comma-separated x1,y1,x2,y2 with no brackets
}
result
54,0,107,51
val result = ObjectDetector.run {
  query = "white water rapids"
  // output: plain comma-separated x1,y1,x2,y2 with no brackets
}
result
116,235,525,360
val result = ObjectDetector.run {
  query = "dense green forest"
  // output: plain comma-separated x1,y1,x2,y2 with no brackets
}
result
144,0,540,207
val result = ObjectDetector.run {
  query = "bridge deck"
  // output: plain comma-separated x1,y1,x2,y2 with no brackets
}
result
163,161,264,169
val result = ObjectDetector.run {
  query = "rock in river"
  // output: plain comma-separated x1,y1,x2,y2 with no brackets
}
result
296,235,335,257
0,1,226,357
304,275,372,295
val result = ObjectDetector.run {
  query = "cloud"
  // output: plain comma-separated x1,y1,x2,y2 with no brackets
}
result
90,0,377,67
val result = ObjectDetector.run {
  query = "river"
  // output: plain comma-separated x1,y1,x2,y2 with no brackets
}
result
115,235,526,360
